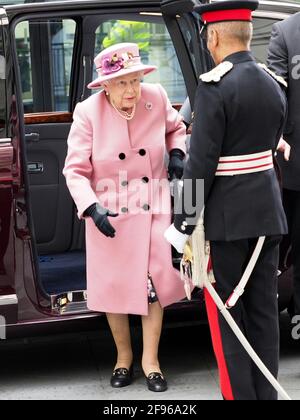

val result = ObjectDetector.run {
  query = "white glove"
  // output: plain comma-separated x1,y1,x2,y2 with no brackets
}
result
164,223,189,253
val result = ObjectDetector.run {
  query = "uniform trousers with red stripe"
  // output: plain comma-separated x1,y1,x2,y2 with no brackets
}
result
205,235,282,400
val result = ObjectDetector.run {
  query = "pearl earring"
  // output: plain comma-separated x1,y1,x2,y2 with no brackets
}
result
105,91,109,96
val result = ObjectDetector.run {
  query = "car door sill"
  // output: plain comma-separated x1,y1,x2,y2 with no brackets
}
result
51,290,90,315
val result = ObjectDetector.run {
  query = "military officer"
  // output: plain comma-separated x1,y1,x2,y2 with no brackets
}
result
165,0,288,400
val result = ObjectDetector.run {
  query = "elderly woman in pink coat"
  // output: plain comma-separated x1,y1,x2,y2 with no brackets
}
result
63,43,186,392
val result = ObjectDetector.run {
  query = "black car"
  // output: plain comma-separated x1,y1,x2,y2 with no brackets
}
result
0,0,295,339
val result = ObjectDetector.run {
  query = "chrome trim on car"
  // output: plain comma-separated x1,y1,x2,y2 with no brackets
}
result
140,12,162,16
0,294,18,306
253,10,291,19
51,290,88,315
0,8,8,24
260,0,300,9
0,138,12,145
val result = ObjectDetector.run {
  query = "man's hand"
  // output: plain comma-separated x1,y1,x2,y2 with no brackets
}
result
277,138,291,161
84,203,118,238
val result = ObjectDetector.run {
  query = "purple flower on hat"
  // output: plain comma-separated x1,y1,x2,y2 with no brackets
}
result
101,53,124,75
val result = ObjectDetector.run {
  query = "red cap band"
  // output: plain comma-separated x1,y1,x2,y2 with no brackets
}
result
202,9,252,23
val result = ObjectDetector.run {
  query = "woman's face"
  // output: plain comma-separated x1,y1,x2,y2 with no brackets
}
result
104,72,143,110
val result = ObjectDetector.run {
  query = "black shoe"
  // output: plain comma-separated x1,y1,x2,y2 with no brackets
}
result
110,365,133,388
146,372,168,392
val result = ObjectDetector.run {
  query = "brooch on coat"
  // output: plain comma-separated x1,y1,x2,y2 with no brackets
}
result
145,102,153,110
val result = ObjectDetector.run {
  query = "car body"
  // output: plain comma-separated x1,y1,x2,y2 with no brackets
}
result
0,0,296,339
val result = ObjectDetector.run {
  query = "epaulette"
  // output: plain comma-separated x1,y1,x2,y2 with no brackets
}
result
200,61,233,83
258,63,288,88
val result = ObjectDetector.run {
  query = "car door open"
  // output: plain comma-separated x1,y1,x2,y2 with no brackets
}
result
8,0,192,318
0,8,18,325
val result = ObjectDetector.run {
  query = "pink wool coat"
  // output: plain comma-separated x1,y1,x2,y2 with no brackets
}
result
63,83,187,315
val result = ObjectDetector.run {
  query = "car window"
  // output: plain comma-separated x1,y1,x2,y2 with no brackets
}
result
252,17,280,63
178,10,223,78
0,25,6,137
93,19,186,104
15,19,76,113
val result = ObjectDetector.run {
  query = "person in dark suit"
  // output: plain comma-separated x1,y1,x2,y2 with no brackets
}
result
165,0,288,400
268,13,300,317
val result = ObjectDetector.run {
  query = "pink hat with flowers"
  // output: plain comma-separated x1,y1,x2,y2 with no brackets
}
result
88,42,157,89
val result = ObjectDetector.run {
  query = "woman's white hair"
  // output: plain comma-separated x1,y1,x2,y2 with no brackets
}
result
103,70,145,88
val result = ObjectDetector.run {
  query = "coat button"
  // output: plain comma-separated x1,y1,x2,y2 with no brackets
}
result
143,204,150,211
121,180,128,187
121,207,128,213
142,176,149,183
139,149,146,156
119,153,126,160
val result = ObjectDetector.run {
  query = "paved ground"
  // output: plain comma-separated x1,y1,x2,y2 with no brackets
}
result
0,312,299,400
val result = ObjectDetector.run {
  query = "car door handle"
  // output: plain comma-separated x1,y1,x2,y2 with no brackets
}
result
25,132,40,142
27,162,44,174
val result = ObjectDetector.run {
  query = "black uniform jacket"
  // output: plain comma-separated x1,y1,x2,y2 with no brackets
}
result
174,50,288,241
268,13,300,191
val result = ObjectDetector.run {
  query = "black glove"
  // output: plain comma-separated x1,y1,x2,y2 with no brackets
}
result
83,203,118,238
168,148,185,180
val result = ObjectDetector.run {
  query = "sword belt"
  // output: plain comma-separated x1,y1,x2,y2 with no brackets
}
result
215,150,273,176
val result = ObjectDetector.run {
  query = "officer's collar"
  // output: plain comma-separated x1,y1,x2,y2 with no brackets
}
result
222,50,255,65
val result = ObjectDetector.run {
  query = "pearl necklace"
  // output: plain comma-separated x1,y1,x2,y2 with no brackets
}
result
111,101,136,121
